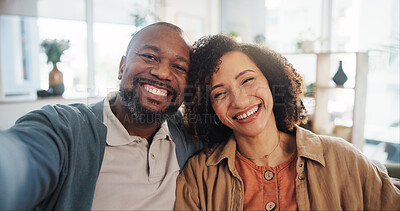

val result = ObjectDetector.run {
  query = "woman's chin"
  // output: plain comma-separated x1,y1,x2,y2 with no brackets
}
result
233,126,265,138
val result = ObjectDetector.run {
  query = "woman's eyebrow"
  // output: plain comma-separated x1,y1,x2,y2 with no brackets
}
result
210,84,223,92
235,69,255,80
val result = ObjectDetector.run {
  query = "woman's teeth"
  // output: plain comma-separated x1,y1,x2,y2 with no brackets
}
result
236,106,259,120
144,85,167,97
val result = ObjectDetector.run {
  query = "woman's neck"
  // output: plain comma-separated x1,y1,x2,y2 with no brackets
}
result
234,118,296,167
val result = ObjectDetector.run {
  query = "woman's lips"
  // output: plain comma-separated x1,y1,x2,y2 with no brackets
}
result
233,104,261,121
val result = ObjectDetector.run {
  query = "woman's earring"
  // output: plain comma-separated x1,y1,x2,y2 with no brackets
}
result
214,118,219,126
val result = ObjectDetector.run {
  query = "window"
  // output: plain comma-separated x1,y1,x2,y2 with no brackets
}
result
266,0,400,163
37,18,88,97
0,0,154,100
93,23,133,96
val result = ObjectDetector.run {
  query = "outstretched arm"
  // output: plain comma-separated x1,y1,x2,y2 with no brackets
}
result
0,107,67,210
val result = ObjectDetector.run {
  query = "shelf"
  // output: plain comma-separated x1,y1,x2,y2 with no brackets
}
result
314,85,355,90
289,52,369,150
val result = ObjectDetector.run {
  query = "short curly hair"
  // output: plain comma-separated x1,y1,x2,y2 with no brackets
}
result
184,34,307,147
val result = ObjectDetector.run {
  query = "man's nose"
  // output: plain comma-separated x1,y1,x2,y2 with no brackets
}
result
150,62,173,80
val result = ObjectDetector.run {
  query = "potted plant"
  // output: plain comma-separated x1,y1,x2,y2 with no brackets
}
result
227,30,242,42
295,29,325,53
40,39,70,96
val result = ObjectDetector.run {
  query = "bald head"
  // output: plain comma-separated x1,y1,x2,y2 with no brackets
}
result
126,22,190,56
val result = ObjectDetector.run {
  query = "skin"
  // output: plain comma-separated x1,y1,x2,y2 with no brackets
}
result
210,51,296,167
111,25,191,140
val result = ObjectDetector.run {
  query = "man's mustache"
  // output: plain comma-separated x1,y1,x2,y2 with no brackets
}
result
133,77,178,98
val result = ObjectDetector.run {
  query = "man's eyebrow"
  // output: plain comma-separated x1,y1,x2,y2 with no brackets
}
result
138,45,189,65
138,45,160,52
235,69,255,80
176,56,189,65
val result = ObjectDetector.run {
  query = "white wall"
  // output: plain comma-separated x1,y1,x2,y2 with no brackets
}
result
159,0,220,43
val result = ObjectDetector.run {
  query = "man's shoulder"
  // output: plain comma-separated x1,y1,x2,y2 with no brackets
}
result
47,100,104,118
14,100,105,129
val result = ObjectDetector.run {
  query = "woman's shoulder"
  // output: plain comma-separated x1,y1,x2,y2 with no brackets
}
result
315,133,374,170
296,126,367,163
319,134,354,149
184,142,228,170
318,134,363,156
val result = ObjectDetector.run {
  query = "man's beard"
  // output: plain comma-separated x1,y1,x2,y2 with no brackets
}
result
119,77,180,124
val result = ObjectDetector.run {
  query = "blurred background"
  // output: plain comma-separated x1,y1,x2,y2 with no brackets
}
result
0,0,398,164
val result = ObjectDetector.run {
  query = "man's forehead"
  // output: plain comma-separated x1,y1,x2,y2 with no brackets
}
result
130,29,189,57
137,26,183,42
135,27,187,47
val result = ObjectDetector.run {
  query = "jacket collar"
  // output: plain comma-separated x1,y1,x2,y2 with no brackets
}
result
206,136,237,173
205,125,326,169
295,125,326,167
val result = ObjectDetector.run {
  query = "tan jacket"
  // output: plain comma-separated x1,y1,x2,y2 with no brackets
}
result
175,126,400,210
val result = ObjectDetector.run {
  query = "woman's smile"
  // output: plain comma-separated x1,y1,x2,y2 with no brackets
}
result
233,104,261,122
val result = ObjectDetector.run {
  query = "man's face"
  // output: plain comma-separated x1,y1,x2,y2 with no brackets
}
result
118,26,190,124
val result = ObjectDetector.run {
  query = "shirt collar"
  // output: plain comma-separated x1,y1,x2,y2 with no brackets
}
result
205,125,326,169
103,91,171,146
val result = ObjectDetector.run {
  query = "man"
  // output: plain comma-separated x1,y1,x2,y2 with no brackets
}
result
0,22,202,210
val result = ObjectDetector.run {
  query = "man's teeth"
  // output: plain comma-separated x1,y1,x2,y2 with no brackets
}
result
236,106,259,120
144,86,167,97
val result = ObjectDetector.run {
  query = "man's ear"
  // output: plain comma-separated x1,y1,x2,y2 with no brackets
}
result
118,56,126,80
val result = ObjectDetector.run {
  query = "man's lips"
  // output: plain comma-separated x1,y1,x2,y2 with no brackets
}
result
143,84,168,97
233,104,261,120
134,77,177,99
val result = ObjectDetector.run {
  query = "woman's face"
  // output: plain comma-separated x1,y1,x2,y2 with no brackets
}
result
210,51,274,137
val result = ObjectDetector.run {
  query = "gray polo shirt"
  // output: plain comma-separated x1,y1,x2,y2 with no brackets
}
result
91,92,180,210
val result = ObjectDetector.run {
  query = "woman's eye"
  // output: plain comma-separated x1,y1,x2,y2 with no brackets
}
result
213,91,226,100
242,77,254,85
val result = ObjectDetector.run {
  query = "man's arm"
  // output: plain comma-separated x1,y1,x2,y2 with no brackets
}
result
0,106,68,210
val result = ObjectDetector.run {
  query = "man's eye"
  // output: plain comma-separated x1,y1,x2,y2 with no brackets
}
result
242,77,254,85
173,65,187,73
139,54,157,61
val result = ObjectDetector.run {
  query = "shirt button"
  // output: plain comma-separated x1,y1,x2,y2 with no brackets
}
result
298,173,305,180
265,201,276,211
264,170,274,181
150,153,155,159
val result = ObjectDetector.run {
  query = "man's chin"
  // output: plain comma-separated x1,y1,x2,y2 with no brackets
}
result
119,86,180,124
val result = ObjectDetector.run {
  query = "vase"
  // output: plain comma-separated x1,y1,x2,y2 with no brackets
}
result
332,60,348,87
48,63,64,96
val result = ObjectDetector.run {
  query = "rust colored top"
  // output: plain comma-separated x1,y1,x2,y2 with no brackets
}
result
235,150,298,210
175,126,400,210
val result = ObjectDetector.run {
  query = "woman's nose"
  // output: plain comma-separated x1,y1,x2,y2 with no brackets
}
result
230,88,249,108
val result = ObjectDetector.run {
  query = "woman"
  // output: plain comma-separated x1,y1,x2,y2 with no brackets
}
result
175,34,400,210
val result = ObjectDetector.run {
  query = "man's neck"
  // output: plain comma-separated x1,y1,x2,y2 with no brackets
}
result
111,96,161,141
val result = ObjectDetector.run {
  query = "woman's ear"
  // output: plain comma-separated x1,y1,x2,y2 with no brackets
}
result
118,56,126,80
